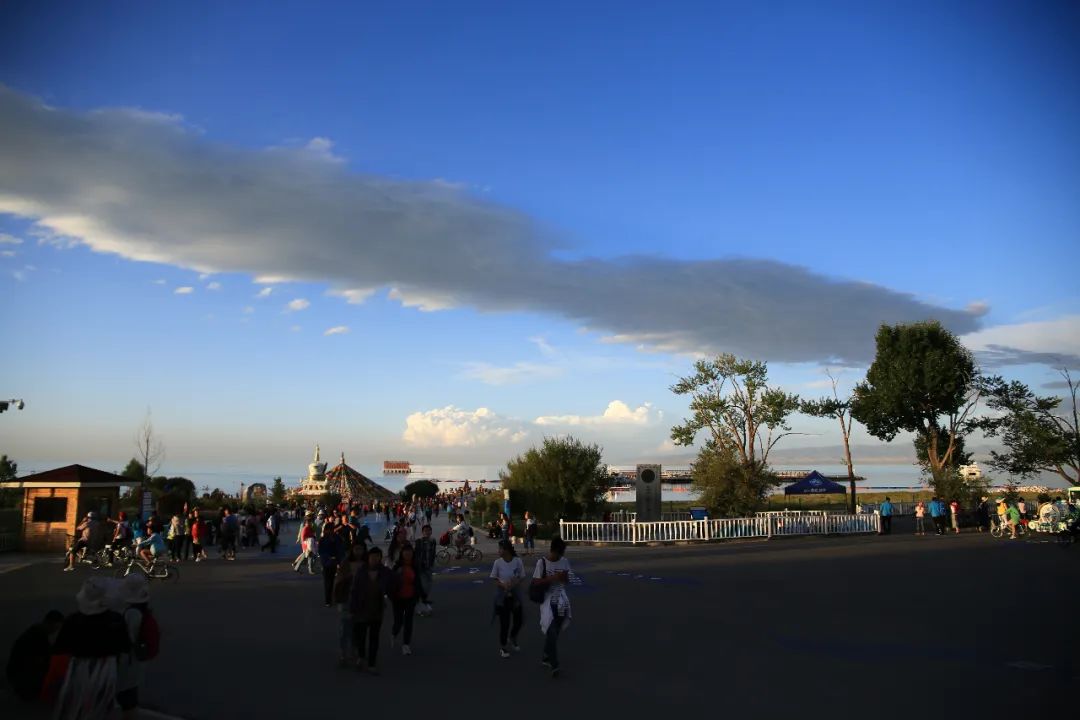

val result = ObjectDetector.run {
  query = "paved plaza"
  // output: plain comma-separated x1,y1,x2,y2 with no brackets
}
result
1,515,1074,719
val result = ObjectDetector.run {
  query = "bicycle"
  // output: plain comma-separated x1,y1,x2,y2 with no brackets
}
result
115,555,180,581
990,518,1026,539
436,543,482,564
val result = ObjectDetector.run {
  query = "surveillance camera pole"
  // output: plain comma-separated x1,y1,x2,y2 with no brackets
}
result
0,399,26,413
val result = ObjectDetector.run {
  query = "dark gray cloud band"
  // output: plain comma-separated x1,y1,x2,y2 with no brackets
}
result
0,87,983,363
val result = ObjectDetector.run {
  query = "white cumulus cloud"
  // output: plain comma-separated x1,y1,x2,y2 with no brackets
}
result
328,287,377,305
402,406,528,448
174,286,194,295
962,315,1080,367
286,298,310,312
535,400,659,427
206,281,222,290
324,325,349,336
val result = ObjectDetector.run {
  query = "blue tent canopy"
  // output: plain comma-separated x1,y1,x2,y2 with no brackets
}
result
783,470,847,495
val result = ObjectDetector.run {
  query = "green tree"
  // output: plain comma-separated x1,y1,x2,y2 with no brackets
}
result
500,436,607,522
120,458,146,482
269,476,287,504
670,354,801,470
402,480,439,499
0,454,16,482
692,445,779,517
0,454,18,508
974,370,1080,486
851,321,983,498
801,369,860,513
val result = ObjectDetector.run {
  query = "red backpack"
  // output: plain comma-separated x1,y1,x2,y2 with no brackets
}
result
135,609,161,661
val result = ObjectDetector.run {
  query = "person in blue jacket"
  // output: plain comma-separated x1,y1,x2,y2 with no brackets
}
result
878,497,894,534
928,497,945,535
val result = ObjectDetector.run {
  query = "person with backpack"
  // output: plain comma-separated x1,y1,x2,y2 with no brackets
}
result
491,540,525,659
110,574,157,719
531,536,571,678
52,577,131,720
349,546,392,674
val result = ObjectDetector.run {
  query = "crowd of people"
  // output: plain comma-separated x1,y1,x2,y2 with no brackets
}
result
877,494,1078,538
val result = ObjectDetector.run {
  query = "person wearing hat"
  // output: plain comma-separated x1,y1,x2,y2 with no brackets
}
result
112,574,150,719
64,512,101,572
490,539,525,659
52,577,130,719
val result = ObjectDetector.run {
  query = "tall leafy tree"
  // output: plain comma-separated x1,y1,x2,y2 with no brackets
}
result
0,454,18,508
403,480,439,499
691,445,780,517
851,321,983,497
269,476,287,504
975,369,1080,486
500,436,607,522
801,370,860,513
670,354,801,470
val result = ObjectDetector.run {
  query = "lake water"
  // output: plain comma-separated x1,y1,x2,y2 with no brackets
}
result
137,462,927,500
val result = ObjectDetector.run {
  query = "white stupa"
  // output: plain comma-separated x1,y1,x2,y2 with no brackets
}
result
297,444,329,496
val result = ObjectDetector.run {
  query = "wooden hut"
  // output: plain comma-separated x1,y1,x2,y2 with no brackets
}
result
0,465,139,552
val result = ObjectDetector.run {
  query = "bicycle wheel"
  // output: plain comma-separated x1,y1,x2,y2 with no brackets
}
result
465,547,482,562
436,548,450,565
114,563,131,578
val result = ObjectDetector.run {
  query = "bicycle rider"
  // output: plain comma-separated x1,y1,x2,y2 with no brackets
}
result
63,511,100,572
451,514,472,558
136,524,167,567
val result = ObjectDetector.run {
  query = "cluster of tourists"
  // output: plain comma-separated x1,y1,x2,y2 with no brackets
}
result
6,574,160,719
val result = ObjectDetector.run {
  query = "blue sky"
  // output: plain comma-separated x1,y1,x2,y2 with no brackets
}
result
1,1,1078,480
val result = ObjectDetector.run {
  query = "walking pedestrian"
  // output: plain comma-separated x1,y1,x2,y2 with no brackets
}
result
166,515,182,561
949,499,961,534
491,540,525,658
524,511,537,554
293,518,317,574
914,501,926,535
531,536,572,678
930,497,946,535
390,544,418,656
349,547,392,674
190,510,208,562
51,577,131,720
262,507,280,553
318,522,345,607
180,511,194,561
414,525,437,616
976,496,990,532
878,497,893,535
333,544,364,666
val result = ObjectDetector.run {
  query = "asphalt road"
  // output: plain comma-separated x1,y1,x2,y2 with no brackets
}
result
1,519,1075,719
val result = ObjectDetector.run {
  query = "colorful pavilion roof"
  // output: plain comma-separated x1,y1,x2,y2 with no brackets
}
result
324,453,396,502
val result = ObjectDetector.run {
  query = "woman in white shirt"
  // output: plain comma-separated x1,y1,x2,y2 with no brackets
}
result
490,540,525,658
532,536,571,677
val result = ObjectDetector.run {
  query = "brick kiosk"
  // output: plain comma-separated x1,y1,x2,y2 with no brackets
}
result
0,465,139,552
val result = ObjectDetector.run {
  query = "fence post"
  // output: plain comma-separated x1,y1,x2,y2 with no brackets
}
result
767,517,773,539
559,518,564,541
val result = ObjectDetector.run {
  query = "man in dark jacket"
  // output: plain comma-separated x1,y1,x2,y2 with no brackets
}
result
318,523,346,606
6,610,63,701
414,524,437,616
349,547,392,673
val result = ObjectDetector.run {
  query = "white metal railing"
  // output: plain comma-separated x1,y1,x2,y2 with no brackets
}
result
608,511,693,522
559,513,879,544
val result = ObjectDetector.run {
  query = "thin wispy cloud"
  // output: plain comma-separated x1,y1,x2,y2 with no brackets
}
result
255,287,273,299
324,325,349,336
0,233,22,245
152,278,166,285
206,281,222,290
460,361,564,386
0,250,14,258
0,87,993,365
242,306,255,314
174,286,194,295
285,298,310,312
